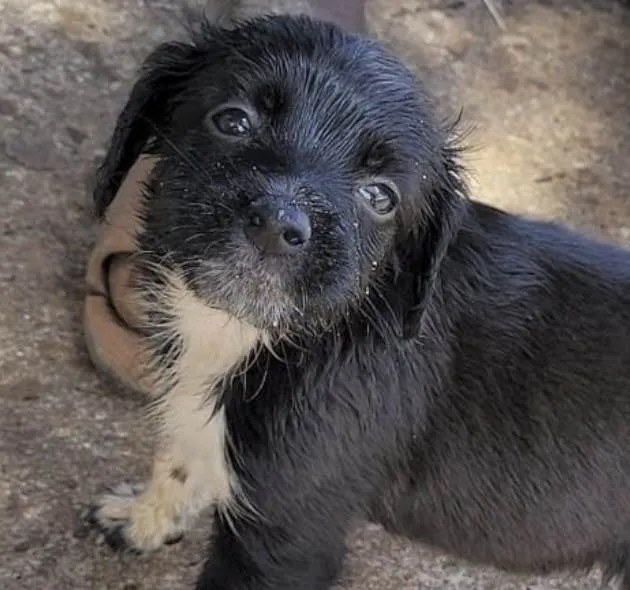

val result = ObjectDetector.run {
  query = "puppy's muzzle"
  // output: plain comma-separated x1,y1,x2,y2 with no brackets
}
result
245,199,311,255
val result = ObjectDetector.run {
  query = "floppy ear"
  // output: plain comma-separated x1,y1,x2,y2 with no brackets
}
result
397,151,468,340
92,40,204,217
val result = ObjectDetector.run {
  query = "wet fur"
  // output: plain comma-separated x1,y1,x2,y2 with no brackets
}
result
89,11,630,590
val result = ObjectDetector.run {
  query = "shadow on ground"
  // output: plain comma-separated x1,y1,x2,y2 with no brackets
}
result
0,1,628,589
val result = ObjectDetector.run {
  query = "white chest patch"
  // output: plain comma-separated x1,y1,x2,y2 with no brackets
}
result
150,272,262,508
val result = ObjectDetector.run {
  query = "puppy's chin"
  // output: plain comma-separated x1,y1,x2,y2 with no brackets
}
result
195,262,296,331
188,252,358,334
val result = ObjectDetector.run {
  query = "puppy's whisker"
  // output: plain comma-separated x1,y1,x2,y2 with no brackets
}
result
183,232,211,245
264,335,295,363
140,115,216,183
280,333,308,357
244,356,270,403
362,277,402,338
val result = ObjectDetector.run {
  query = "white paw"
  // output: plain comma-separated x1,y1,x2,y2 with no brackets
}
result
85,482,184,552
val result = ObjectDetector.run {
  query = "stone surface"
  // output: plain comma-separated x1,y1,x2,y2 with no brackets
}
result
0,0,629,589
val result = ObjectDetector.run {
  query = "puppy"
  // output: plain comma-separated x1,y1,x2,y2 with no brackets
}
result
85,11,630,590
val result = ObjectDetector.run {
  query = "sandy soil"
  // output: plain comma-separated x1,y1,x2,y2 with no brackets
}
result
1,1,629,588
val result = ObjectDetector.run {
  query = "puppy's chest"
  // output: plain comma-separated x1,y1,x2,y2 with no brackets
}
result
142,274,262,424
225,336,403,436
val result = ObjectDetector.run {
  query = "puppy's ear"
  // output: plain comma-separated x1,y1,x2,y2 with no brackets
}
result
92,40,203,216
397,149,468,340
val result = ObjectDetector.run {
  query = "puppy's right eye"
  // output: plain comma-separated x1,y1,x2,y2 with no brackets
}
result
356,180,400,218
211,107,252,137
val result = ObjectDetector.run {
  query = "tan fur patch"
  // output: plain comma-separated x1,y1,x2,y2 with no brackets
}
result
83,155,157,394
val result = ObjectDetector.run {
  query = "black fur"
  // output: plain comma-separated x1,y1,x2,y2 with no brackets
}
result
93,12,630,590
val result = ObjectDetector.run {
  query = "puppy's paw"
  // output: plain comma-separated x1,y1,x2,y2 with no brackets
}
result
85,482,145,552
85,482,184,553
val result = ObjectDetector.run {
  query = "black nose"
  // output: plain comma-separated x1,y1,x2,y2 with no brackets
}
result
245,200,311,255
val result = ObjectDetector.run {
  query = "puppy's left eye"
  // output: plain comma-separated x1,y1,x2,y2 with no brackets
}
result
211,107,252,137
356,181,400,216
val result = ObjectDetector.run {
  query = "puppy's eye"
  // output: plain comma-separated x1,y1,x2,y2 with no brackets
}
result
356,181,400,216
211,107,252,137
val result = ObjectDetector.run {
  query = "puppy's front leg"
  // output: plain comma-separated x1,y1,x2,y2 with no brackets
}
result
87,280,259,552
195,439,356,589
197,503,348,590
88,393,233,552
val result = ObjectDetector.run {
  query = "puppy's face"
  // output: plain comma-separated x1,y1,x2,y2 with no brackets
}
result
107,16,455,333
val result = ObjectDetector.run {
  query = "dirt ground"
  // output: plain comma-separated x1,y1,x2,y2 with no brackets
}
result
1,0,629,589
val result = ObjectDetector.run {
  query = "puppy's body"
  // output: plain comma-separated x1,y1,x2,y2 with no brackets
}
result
372,205,630,574
86,11,630,590
201,203,630,589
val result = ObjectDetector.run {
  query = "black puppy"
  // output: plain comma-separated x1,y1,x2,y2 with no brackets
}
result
86,11,630,590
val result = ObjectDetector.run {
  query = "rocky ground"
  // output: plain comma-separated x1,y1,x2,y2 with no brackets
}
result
1,0,629,588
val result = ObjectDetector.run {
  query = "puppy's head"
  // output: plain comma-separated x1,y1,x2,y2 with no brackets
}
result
94,14,467,337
